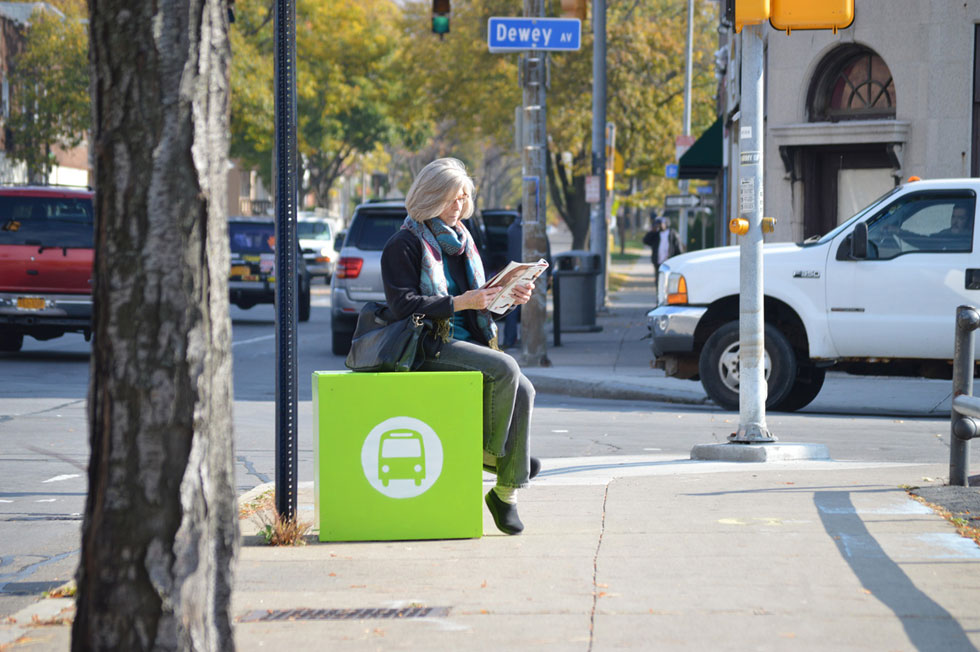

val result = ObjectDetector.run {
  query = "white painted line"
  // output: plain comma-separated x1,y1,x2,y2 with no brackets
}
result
0,499,12,503
36,498,57,503
42,473,81,484
916,533,980,559
232,334,275,348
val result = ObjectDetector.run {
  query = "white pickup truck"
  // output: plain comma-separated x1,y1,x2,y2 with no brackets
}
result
647,178,980,411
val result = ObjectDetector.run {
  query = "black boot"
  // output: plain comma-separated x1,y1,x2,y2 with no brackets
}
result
485,490,524,535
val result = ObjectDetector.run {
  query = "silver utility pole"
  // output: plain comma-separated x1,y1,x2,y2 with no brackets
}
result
678,0,694,248
521,0,549,366
731,23,773,442
589,0,607,311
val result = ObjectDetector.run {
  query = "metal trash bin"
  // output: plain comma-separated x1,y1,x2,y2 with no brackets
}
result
553,250,602,345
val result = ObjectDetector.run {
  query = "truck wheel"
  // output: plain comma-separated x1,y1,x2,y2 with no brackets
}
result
299,284,312,323
698,321,797,411
0,331,24,352
772,366,826,412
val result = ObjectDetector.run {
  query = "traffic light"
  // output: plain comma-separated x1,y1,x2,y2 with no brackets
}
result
726,0,770,33
432,0,450,36
605,169,614,192
560,0,587,22
769,0,853,34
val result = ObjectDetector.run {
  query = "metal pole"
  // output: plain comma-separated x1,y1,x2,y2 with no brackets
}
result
678,0,694,249
950,305,979,485
520,0,549,367
730,23,773,443
590,0,607,311
274,0,299,519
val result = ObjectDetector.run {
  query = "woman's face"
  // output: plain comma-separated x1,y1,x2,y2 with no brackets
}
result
438,189,469,228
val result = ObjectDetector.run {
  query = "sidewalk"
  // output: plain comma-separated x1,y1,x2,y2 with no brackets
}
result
4,249,979,651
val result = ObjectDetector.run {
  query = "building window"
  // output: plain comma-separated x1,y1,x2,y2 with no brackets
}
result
808,46,896,122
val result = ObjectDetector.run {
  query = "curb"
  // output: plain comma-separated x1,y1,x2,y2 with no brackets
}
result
523,373,710,405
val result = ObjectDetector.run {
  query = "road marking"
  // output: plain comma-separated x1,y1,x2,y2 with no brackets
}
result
36,498,57,503
42,474,81,484
232,334,275,348
0,499,12,503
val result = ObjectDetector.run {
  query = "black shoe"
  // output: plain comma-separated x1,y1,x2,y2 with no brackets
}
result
485,490,524,535
482,456,541,480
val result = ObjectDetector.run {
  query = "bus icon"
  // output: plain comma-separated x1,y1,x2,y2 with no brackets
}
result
378,429,426,487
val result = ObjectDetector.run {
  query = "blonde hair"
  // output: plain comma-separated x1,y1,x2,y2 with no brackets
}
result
405,158,475,223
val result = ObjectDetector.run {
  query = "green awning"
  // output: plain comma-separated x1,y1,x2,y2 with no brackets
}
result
678,117,722,180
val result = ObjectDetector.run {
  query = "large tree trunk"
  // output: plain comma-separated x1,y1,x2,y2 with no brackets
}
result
74,1,237,650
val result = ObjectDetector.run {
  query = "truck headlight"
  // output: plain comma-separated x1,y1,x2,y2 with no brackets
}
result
664,272,688,305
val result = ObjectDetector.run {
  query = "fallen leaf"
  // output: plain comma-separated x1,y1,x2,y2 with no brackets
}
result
480,580,487,588
480,609,488,614
328,572,336,577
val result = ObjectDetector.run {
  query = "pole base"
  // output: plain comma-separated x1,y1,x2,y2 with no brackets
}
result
690,442,830,463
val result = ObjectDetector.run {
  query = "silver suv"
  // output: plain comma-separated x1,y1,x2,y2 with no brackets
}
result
330,201,407,354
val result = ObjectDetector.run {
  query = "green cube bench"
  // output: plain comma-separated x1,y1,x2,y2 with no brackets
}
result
312,370,484,542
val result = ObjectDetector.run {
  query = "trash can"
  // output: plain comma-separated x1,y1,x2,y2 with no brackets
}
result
553,250,602,345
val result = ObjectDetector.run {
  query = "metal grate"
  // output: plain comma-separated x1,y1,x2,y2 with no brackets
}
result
239,607,450,623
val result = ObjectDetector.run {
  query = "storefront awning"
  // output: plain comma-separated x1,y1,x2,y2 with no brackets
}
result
678,117,722,180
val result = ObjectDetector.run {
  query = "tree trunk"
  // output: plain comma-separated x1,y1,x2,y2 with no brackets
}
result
74,1,237,650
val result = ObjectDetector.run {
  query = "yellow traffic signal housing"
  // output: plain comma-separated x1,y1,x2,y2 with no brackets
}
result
605,170,614,192
560,0,587,22
731,0,770,33
770,0,854,34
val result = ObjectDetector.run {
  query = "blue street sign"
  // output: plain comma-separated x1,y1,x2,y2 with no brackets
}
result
665,163,679,179
487,17,581,52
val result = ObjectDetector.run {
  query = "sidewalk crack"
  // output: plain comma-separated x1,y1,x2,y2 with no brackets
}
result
587,482,610,652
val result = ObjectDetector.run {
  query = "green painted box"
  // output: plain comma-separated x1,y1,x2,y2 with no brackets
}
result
312,370,484,542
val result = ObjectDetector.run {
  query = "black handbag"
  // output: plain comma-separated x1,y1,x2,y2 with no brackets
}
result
344,301,435,372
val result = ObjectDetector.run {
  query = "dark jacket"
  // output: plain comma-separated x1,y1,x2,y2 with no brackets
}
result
642,228,683,264
380,228,492,346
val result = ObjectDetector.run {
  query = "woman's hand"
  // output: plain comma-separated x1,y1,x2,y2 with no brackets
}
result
454,287,502,311
509,282,534,306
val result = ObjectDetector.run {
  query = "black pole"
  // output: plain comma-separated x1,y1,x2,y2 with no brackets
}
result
274,0,298,520
950,305,979,486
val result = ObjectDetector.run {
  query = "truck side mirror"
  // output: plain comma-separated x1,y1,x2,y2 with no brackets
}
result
850,222,868,259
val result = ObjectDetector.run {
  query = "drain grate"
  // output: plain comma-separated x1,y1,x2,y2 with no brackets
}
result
239,606,450,623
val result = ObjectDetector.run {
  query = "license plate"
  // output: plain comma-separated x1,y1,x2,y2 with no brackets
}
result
230,265,250,277
17,297,45,310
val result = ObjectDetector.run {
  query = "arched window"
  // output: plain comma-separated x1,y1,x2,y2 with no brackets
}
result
808,46,896,122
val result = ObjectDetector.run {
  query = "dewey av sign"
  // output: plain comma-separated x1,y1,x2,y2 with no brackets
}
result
487,17,581,52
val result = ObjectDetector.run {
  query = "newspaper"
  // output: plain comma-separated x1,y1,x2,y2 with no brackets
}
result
481,258,549,315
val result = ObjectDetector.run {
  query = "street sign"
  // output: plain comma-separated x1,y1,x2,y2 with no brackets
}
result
664,194,700,208
665,163,678,179
585,175,600,203
488,17,581,52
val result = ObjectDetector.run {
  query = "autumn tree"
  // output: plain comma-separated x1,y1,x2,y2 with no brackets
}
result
73,1,237,649
6,1,89,183
231,0,427,208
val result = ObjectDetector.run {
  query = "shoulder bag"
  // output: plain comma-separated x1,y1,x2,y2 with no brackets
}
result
344,301,435,372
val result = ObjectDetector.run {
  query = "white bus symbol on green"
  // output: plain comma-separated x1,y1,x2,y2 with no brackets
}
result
378,429,426,487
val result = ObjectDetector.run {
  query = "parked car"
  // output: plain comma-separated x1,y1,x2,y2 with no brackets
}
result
330,201,407,354
298,214,338,281
229,216,311,322
0,186,95,352
647,177,980,412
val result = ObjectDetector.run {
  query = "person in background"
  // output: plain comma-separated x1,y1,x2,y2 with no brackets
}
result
380,157,541,535
643,215,683,289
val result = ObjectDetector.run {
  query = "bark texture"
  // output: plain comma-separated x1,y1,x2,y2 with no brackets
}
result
74,1,237,649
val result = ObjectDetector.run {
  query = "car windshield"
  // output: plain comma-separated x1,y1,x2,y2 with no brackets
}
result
229,222,275,254
298,221,332,241
806,186,903,245
0,195,93,248
346,208,406,251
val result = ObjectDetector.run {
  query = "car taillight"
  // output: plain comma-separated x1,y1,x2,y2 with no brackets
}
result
337,257,363,279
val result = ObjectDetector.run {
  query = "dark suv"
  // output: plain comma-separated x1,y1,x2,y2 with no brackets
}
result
0,186,95,352
229,217,311,322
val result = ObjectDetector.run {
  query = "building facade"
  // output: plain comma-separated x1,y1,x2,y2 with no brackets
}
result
720,0,980,243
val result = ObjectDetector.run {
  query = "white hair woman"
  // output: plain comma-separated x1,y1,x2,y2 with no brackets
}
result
380,157,540,534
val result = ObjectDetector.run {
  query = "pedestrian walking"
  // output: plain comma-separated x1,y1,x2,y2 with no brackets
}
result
643,215,683,288
380,157,541,535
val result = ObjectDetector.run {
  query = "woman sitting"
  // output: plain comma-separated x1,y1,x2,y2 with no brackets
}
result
380,157,539,535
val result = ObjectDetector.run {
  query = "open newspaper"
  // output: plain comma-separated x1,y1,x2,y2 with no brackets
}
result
481,258,549,315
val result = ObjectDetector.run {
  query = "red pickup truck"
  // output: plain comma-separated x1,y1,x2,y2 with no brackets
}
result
0,186,94,352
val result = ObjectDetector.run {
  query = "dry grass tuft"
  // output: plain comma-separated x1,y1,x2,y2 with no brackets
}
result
256,508,312,546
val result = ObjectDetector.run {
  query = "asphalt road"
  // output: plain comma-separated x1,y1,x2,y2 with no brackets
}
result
0,289,970,619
